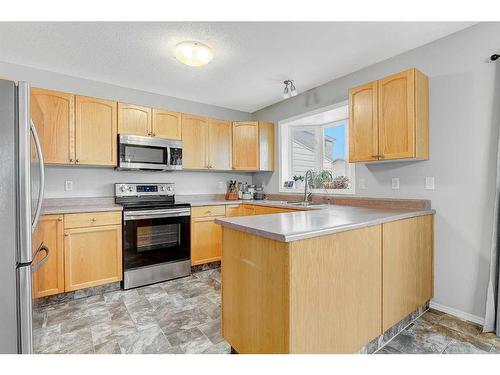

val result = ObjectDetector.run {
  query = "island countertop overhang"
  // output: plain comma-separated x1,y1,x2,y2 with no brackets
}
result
215,205,435,242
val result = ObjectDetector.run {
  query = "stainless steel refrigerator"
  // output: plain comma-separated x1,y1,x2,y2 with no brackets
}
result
0,79,46,354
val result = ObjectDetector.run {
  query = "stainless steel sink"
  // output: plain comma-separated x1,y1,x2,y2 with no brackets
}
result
286,201,323,207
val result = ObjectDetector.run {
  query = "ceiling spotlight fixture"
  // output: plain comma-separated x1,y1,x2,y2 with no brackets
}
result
283,80,297,99
175,41,214,67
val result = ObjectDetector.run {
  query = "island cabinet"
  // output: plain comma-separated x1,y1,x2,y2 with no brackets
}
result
220,214,434,353
349,68,429,162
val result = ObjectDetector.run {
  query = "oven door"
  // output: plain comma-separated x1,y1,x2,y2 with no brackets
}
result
123,208,190,270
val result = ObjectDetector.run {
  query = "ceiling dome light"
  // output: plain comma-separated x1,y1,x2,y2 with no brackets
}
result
175,41,214,67
283,80,297,99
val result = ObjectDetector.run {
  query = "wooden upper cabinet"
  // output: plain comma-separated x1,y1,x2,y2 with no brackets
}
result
181,114,209,169
152,109,181,139
32,215,65,298
118,103,152,136
348,68,429,162
349,82,378,162
259,121,274,171
378,69,415,160
30,88,75,164
208,118,232,170
75,96,117,166
232,121,259,170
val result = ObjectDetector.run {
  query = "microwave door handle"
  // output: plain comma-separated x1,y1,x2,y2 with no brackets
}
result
166,145,171,166
30,119,45,232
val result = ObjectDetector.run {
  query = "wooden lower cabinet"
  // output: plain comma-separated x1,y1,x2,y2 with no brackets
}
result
221,214,434,353
191,217,223,266
32,212,123,298
253,206,291,215
382,215,434,330
64,224,122,291
32,215,65,298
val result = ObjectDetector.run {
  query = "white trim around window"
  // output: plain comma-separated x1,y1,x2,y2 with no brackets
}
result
278,101,356,195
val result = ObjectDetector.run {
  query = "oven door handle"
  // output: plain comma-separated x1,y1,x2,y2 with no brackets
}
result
124,208,191,221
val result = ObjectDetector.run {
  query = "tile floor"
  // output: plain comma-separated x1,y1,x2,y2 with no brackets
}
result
33,267,500,354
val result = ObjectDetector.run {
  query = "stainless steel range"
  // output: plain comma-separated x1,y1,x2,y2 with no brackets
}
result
115,183,191,289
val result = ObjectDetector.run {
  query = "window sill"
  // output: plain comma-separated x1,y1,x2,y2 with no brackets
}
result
278,187,356,195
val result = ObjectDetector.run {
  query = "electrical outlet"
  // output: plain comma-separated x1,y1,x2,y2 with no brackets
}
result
64,180,73,191
425,177,435,190
391,178,400,190
359,178,367,189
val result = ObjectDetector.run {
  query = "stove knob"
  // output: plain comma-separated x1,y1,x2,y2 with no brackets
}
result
120,185,128,192
167,186,173,192
160,186,166,192
128,186,134,192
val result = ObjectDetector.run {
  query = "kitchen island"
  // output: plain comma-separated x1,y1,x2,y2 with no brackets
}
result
215,205,435,354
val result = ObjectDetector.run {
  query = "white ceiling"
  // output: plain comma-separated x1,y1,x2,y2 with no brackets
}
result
0,22,474,112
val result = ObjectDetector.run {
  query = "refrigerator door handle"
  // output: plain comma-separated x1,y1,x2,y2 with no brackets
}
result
30,119,44,232
31,243,49,273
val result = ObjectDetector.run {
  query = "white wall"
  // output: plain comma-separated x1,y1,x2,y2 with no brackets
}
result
0,60,254,198
252,22,500,322
44,166,252,198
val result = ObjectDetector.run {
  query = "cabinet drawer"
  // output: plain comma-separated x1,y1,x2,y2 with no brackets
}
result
225,205,241,217
64,211,122,229
191,205,226,218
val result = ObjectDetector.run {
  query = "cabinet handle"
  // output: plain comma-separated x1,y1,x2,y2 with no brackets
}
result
64,233,69,237
148,132,151,136
91,218,96,222
58,217,63,221
75,159,80,163
69,158,74,163
152,133,156,137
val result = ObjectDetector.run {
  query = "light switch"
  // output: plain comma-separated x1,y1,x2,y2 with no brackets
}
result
359,178,367,189
65,180,73,191
391,178,400,190
425,177,435,190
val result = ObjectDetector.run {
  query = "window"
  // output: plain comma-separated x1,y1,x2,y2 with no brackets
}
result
279,103,355,194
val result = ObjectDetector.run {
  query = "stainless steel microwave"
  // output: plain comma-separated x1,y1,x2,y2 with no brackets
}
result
117,134,182,171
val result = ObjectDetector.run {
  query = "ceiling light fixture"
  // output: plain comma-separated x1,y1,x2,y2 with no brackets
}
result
175,41,214,67
283,80,297,99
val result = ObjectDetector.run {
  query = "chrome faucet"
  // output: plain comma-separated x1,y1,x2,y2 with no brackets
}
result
304,170,313,203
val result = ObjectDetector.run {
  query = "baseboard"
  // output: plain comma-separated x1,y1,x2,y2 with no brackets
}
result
429,301,484,326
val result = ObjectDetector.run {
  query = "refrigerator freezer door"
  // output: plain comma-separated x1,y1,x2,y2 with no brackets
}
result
17,265,33,354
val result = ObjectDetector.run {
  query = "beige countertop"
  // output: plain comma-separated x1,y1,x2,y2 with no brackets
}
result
42,197,123,215
215,205,435,242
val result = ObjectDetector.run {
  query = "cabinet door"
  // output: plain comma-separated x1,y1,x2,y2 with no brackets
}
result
152,109,181,139
241,205,255,216
232,121,259,170
64,225,122,291
259,121,274,171
75,96,117,166
181,114,209,169
118,103,151,136
191,217,222,265
32,215,65,298
378,69,415,160
348,81,378,162
30,88,75,164
208,118,232,170
225,205,241,217
382,215,433,331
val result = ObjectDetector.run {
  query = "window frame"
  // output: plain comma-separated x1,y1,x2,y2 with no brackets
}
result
278,102,356,195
